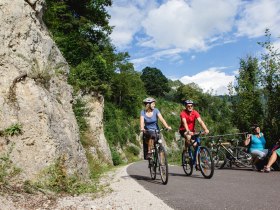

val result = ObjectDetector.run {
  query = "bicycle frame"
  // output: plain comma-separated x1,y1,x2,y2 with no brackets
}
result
146,129,169,185
181,132,214,178
211,138,252,168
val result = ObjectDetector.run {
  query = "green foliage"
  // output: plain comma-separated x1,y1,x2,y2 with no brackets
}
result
258,29,280,144
104,102,139,147
140,67,170,97
4,123,22,136
126,145,140,156
110,69,145,117
43,0,113,66
72,99,89,133
0,145,21,186
233,56,263,132
34,156,97,195
110,148,122,166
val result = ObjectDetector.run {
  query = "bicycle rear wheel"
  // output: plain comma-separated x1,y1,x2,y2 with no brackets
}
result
234,147,252,167
182,149,193,176
198,146,214,179
149,155,157,180
158,145,168,185
212,149,227,169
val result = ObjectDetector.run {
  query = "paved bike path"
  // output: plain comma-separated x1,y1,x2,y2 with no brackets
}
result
127,160,280,210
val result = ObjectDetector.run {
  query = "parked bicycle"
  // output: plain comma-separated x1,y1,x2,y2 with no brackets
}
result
210,137,252,169
146,128,169,185
181,131,214,179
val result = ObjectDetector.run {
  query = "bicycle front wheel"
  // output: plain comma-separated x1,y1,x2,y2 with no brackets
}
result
149,155,156,180
182,149,193,176
198,146,214,179
158,145,168,185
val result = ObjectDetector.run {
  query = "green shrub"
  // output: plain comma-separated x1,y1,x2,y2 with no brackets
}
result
4,123,22,136
127,145,140,156
0,145,21,186
111,148,122,166
33,156,97,195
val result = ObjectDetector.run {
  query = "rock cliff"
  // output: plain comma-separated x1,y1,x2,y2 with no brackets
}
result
0,0,89,180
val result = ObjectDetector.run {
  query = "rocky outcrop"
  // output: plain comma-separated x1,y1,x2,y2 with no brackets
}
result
83,94,113,165
0,0,89,180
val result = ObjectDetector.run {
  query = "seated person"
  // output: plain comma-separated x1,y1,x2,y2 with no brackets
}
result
263,140,280,172
244,124,268,170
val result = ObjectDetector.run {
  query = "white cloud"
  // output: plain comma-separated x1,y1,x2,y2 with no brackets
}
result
236,0,280,38
131,48,184,70
179,68,235,95
107,0,158,49
140,0,240,50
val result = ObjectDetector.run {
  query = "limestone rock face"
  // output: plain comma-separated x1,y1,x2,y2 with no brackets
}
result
83,94,113,165
0,0,89,180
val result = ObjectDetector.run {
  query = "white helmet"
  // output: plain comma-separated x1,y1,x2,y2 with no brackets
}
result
143,97,156,104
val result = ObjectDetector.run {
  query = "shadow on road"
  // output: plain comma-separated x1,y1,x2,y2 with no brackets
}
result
216,167,253,172
129,174,164,185
169,172,205,179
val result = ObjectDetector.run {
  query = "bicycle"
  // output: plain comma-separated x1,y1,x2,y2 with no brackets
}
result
181,131,214,179
145,128,169,185
210,137,252,169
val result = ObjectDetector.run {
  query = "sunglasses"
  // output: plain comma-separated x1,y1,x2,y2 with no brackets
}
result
187,105,193,108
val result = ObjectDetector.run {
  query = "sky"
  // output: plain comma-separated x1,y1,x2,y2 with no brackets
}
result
106,0,280,95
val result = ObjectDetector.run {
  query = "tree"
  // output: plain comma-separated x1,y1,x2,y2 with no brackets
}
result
258,29,280,143
110,53,146,117
233,56,263,132
140,67,170,97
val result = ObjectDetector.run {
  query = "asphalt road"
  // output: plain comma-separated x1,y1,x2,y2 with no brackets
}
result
127,160,280,210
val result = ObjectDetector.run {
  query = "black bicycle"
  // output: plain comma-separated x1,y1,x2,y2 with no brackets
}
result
181,131,214,179
210,138,252,169
147,128,169,185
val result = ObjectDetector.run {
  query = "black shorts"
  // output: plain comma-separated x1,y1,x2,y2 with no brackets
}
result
179,130,195,140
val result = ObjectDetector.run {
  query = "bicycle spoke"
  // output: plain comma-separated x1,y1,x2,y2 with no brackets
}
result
182,149,193,176
158,146,168,185
199,147,214,179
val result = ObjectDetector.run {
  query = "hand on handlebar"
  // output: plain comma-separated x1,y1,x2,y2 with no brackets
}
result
166,126,172,131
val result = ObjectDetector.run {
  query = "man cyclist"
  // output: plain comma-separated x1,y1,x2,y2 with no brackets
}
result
140,97,171,159
179,99,209,153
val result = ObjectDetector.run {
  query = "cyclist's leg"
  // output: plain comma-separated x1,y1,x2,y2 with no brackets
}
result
193,136,200,169
147,132,156,159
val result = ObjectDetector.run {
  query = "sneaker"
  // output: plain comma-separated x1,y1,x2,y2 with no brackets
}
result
263,166,270,173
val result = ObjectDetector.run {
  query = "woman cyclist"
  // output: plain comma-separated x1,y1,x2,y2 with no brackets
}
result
140,97,171,159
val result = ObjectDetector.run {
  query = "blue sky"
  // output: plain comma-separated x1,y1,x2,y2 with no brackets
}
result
107,0,280,95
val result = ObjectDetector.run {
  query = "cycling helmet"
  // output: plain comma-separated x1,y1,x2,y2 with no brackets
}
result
183,99,194,105
143,97,156,104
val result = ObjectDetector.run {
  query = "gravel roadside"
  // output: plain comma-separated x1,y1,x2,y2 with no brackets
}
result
56,163,173,210
0,163,173,210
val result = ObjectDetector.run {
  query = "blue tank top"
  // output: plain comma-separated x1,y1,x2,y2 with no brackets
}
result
249,133,266,152
141,108,160,131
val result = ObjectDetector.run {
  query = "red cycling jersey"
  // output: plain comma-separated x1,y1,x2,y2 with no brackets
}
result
179,109,200,131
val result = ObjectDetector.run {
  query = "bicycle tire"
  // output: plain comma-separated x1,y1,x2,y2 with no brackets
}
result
158,145,168,185
182,149,193,176
234,147,252,168
212,149,227,169
149,155,156,180
198,146,214,179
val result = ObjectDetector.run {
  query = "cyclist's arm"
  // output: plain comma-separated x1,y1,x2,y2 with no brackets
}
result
158,113,171,130
140,115,145,131
244,134,251,146
182,118,192,134
197,117,209,134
